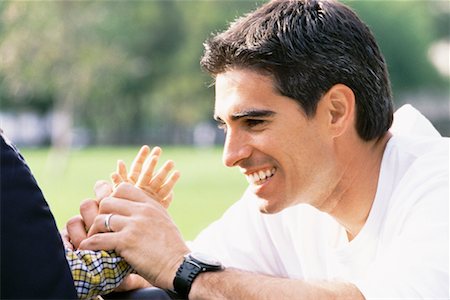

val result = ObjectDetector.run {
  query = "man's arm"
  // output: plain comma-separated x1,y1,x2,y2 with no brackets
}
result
63,145,180,298
79,184,365,300
191,268,364,300
0,133,77,299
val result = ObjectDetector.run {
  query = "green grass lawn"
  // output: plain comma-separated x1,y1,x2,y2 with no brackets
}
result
21,146,248,240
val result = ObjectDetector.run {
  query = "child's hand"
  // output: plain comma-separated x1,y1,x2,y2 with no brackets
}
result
110,145,180,209
111,145,157,186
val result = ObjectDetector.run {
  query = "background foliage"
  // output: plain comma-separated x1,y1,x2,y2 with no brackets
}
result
1,0,448,147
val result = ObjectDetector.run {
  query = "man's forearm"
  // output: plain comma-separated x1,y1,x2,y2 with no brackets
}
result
189,268,365,300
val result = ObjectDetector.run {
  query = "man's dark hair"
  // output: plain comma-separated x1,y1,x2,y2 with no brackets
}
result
201,0,393,141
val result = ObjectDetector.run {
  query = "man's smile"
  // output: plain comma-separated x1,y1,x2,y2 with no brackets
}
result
243,167,277,185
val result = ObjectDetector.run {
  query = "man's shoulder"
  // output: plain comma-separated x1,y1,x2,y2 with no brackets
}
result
388,103,448,174
392,133,448,158
384,135,448,223
390,134,448,173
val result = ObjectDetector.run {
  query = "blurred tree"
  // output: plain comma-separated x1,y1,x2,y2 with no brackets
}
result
139,1,262,137
76,1,187,144
347,0,448,94
0,2,139,149
0,0,447,146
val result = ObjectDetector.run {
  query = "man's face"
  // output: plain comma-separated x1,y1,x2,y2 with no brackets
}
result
214,69,338,213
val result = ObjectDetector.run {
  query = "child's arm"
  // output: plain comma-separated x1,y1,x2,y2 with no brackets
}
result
66,249,132,299
67,145,179,299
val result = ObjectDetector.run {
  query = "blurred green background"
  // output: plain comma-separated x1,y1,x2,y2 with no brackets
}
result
21,146,247,240
1,1,449,238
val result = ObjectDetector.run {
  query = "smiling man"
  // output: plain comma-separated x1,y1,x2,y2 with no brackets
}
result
213,69,390,222
79,0,449,299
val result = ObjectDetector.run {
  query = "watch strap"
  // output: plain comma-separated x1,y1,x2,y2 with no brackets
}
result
173,258,202,298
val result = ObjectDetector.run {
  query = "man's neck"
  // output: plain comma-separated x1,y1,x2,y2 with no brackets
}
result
327,132,392,241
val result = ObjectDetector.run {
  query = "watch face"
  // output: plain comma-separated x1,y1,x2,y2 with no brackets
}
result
190,252,222,267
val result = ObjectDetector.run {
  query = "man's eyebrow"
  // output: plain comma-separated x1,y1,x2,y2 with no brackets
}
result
214,109,275,123
230,109,275,121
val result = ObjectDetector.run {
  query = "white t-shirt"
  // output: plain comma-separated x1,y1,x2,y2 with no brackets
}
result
191,105,449,299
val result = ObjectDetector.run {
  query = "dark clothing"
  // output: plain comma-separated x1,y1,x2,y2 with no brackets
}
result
0,133,77,299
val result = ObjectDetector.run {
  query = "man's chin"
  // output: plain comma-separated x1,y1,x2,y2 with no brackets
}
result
257,197,284,214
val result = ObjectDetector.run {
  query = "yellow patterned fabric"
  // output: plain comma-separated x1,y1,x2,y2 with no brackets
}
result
66,249,132,299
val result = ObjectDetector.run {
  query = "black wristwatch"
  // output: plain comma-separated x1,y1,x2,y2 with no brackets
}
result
173,252,223,298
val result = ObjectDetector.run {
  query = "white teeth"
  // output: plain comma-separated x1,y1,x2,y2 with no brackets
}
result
246,168,276,185
258,170,266,179
252,173,259,182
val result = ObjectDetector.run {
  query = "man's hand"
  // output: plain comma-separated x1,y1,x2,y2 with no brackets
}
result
62,145,179,249
79,183,190,290
61,180,112,249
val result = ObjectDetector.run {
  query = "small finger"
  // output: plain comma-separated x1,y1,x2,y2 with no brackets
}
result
136,155,159,188
94,180,113,201
148,146,162,157
66,215,88,249
149,160,175,191
111,172,124,189
128,145,151,183
157,170,180,199
79,198,99,230
117,160,129,183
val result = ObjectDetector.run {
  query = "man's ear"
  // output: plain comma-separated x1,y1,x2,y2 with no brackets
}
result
320,84,355,138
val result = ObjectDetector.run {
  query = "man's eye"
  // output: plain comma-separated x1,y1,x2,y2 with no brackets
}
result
245,119,265,128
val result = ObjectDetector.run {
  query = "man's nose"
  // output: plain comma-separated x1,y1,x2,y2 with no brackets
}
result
222,130,251,167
